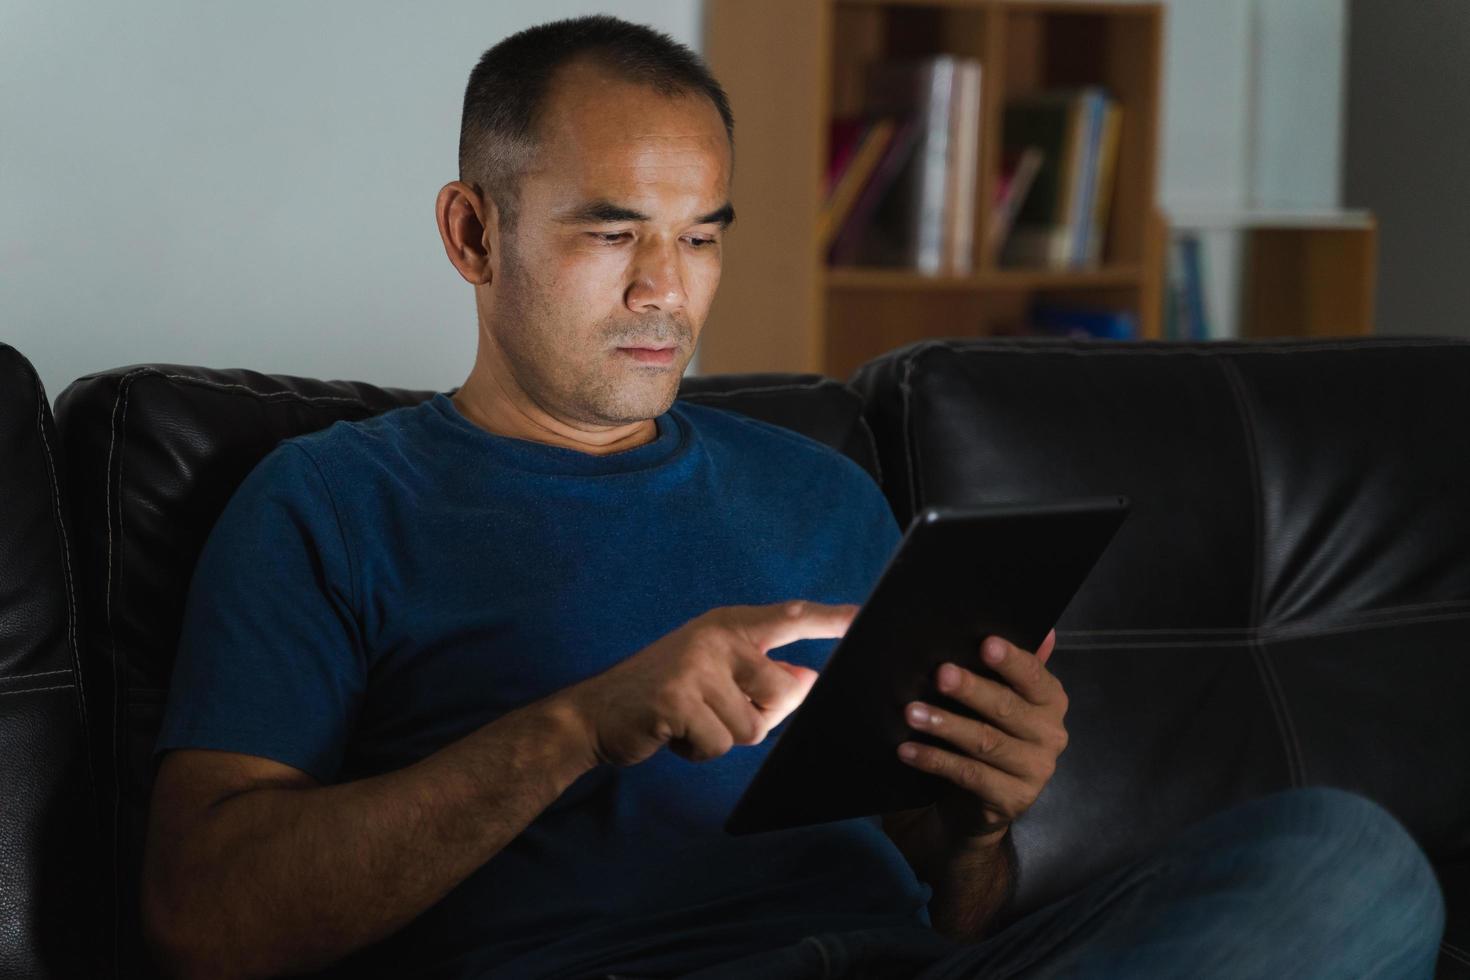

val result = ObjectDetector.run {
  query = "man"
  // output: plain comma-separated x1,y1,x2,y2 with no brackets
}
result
142,15,1444,980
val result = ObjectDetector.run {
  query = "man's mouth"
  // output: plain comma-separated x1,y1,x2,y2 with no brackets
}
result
618,345,678,365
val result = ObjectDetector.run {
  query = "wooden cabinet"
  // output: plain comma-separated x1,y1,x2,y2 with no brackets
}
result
701,0,1167,377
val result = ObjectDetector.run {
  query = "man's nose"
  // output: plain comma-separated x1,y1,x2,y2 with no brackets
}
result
625,237,688,314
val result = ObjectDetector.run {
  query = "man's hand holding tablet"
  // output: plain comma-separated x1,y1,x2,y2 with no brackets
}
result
894,626,1067,845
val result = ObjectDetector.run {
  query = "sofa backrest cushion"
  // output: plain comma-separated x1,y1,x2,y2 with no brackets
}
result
852,337,1470,942
51,364,876,977
0,343,101,979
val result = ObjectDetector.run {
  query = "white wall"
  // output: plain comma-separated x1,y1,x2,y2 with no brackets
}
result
1157,0,1253,215
1252,0,1346,210
1,1,703,403
1157,0,1348,338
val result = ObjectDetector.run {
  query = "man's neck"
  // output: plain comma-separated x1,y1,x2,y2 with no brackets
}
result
450,372,658,457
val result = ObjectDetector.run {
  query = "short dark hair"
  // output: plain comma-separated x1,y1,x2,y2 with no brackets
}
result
458,14,735,236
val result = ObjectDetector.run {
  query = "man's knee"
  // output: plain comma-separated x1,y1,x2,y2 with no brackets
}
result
1247,787,1445,960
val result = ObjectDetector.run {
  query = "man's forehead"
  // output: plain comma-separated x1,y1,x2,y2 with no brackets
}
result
535,59,730,165
519,60,732,220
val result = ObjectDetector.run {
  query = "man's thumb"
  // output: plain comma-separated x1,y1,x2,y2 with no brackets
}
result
773,660,820,695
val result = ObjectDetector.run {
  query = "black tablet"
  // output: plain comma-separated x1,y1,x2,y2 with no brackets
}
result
724,495,1131,835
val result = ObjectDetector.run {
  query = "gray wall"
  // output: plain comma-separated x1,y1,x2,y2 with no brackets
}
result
1344,0,1470,337
1,1,703,403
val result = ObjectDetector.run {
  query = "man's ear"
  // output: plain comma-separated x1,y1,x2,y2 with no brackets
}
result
436,181,501,286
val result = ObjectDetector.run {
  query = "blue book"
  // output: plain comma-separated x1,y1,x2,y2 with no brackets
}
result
1030,304,1138,340
1070,88,1107,267
1178,233,1210,340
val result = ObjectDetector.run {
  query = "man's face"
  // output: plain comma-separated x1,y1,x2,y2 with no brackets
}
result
484,59,733,427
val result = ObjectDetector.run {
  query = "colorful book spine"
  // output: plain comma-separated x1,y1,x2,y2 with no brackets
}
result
828,116,921,266
1002,88,1120,270
988,147,1045,255
1085,103,1123,266
1070,88,1107,267
818,119,896,251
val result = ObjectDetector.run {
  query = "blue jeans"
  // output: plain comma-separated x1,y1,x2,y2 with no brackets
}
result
652,787,1445,979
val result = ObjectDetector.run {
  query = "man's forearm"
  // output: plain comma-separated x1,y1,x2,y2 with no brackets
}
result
923,830,1015,941
885,808,1016,943
145,696,596,980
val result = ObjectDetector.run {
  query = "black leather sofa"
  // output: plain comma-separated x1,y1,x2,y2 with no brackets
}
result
2,336,1464,976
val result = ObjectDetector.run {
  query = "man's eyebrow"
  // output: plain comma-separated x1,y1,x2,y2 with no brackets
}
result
557,201,648,224
556,200,736,229
696,202,736,228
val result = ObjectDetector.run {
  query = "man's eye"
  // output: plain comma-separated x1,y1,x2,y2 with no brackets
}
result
685,237,718,248
591,232,630,244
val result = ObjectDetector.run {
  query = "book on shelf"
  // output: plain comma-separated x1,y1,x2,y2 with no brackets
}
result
988,146,1045,254
826,55,982,275
1000,88,1122,270
1165,232,1210,340
828,117,921,266
818,118,897,251
824,118,869,196
944,58,983,272
1029,304,1138,340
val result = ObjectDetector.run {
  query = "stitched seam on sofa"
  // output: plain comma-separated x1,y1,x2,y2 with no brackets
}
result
0,684,77,697
1058,598,1470,636
36,378,97,803
1222,359,1306,787
932,338,1467,357
1246,643,1304,785
898,345,934,516
1219,357,1305,787
1441,941,1470,966
105,366,149,969
1053,610,1470,649
800,935,832,976
0,671,77,695
157,373,384,407
1218,358,1264,628
1057,602,1470,641
1442,939,1470,957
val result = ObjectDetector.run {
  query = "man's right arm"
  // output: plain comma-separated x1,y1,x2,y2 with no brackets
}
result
142,695,596,980
144,600,853,980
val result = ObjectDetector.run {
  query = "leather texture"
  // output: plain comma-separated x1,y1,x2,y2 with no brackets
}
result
852,336,1470,977
0,344,102,978
49,363,876,979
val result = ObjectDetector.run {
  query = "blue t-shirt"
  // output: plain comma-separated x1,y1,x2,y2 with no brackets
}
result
158,392,931,979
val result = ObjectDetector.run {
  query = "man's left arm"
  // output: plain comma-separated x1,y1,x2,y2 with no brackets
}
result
881,629,1067,942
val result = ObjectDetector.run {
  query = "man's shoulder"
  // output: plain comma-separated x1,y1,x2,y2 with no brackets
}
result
230,400,430,516
279,399,429,475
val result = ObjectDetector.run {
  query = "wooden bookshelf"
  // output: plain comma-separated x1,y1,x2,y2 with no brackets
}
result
1168,210,1379,338
701,0,1166,378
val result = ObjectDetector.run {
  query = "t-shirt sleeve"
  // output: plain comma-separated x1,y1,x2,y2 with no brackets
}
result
155,441,365,783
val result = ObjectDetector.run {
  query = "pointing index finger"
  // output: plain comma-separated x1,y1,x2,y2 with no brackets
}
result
744,600,859,653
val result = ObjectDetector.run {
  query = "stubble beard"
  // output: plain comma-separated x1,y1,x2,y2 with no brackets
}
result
494,244,692,427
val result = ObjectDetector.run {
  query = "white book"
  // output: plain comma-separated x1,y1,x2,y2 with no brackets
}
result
945,59,983,274
861,56,958,273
